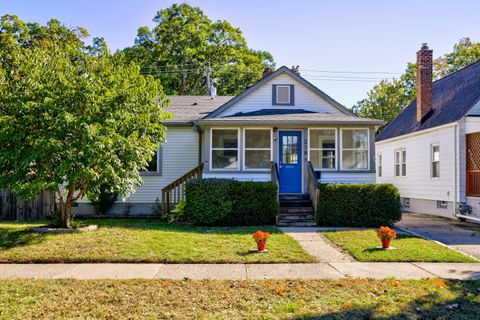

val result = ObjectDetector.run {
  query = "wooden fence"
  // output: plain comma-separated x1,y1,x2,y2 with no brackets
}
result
0,189,57,221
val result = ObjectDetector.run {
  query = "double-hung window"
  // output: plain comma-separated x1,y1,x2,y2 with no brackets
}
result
431,144,440,178
141,147,162,175
273,85,294,105
341,129,369,170
211,129,239,170
309,129,336,169
395,148,406,177
244,129,272,169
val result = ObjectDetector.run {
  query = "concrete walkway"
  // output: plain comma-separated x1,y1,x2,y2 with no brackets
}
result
0,262,479,280
279,227,354,262
396,213,480,259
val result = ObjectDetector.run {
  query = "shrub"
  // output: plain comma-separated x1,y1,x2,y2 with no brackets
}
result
169,199,186,224
316,183,401,227
90,185,117,215
185,179,279,226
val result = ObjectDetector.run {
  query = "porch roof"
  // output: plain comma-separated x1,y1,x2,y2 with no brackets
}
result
197,109,384,126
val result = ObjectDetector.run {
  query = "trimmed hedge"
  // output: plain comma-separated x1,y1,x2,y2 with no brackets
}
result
185,179,279,226
316,183,401,227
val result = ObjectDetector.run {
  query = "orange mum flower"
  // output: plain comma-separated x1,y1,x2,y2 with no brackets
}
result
377,226,397,240
252,230,270,242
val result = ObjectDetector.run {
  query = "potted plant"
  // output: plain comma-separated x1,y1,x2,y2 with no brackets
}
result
252,230,270,252
377,226,397,249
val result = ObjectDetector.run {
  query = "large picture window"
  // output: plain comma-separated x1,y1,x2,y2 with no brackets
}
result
211,129,239,170
341,129,369,170
309,129,336,169
244,129,272,169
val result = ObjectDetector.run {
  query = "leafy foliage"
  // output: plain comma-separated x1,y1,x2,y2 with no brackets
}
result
123,3,275,96
353,38,480,131
90,185,117,216
316,184,401,227
0,15,171,227
169,199,186,224
185,179,279,226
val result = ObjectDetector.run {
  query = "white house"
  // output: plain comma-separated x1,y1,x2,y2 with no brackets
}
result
376,44,480,221
76,66,383,221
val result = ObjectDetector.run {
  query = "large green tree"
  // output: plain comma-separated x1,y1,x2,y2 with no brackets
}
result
123,3,275,96
0,16,170,227
353,38,480,131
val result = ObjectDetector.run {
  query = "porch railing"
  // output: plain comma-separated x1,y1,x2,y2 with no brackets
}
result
307,161,321,215
161,163,204,216
271,161,280,199
467,170,480,197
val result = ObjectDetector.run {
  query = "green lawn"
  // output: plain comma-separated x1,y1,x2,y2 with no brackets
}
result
1,279,479,319
0,219,314,263
323,230,478,263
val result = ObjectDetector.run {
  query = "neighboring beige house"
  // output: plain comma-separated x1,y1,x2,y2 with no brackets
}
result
376,44,480,221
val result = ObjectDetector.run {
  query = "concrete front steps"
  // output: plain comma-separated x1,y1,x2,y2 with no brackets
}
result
277,194,317,227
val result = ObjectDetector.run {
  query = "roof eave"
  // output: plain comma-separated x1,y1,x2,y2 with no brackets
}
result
197,119,384,126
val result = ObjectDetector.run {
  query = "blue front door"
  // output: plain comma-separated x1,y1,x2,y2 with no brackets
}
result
279,131,302,193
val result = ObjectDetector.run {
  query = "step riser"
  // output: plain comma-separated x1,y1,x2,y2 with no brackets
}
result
280,208,313,213
280,201,312,207
277,222,317,227
279,215,314,220
279,195,309,201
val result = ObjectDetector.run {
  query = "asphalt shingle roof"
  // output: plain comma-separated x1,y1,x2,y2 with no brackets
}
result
164,96,234,123
376,61,480,142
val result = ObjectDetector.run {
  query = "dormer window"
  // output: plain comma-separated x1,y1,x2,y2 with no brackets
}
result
273,84,294,105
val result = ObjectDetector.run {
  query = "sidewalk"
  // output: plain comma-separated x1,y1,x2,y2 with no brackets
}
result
0,262,479,280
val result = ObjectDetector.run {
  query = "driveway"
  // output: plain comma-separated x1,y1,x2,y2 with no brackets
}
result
396,213,480,259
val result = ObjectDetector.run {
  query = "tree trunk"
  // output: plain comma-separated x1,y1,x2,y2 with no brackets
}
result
55,183,87,228
61,200,72,228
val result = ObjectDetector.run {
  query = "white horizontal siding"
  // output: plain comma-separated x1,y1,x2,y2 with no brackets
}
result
202,172,270,182
126,127,199,203
217,73,344,117
320,172,376,184
376,125,456,202
465,117,480,134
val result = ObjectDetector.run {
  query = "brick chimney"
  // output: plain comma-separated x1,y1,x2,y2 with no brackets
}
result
416,43,433,123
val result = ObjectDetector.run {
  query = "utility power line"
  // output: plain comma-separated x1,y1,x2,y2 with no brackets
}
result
141,64,403,76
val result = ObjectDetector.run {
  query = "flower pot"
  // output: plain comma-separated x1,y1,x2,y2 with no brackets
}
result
381,239,391,249
257,240,266,251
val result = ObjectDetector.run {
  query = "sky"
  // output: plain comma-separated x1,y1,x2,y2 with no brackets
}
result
2,0,480,106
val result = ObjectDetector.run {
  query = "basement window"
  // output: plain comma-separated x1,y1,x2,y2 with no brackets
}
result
403,198,410,208
437,201,448,209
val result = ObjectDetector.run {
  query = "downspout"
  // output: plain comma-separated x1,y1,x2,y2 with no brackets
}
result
453,123,458,217
193,121,203,166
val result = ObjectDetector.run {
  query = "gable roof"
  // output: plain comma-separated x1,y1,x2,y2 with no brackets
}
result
204,66,354,118
164,96,233,125
376,61,480,142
